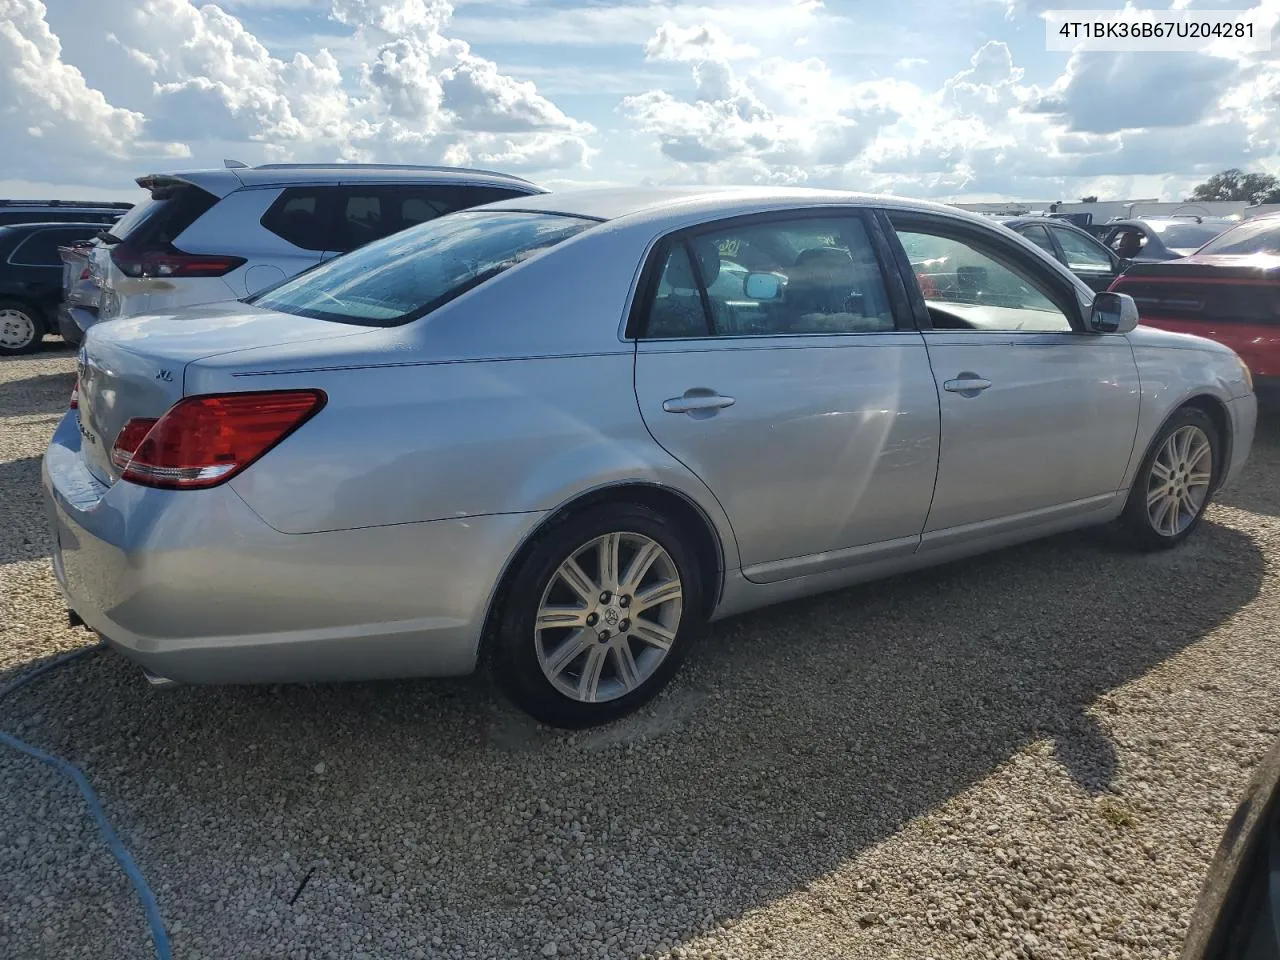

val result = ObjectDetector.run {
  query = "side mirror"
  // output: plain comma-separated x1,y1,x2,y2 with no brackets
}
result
744,272,783,301
1087,291,1139,334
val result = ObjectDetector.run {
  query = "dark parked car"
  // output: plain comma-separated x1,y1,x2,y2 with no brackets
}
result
1110,213,1280,389
1000,216,1129,291
1101,217,1235,262
0,199,130,227
1182,735,1280,959
0,221,110,355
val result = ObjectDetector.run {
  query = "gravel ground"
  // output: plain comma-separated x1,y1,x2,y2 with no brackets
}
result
2,345,1279,960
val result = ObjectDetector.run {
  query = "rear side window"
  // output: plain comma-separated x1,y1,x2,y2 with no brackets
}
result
1148,220,1228,251
639,215,897,338
9,227,102,266
105,184,217,252
260,187,331,252
327,185,529,254
250,210,595,327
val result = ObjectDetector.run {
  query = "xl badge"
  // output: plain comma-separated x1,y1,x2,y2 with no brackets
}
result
155,369,174,383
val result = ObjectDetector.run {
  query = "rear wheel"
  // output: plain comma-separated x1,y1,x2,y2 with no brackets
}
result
0,301,43,355
1121,405,1219,550
492,503,703,728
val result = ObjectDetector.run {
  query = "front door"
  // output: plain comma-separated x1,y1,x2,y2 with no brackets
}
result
884,211,1142,545
1047,223,1121,292
631,211,941,582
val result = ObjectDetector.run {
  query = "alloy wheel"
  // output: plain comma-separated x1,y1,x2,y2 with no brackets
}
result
1145,424,1213,537
534,532,683,704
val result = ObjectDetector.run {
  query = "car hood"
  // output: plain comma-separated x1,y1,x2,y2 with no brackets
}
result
88,300,376,364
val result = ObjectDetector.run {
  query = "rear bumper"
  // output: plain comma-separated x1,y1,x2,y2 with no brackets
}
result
42,410,542,684
56,304,96,344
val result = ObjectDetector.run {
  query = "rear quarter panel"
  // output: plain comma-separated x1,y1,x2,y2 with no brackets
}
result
200,222,744,567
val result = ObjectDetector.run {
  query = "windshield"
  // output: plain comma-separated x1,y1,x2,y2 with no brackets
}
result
1197,218,1280,257
1147,221,1229,250
250,210,596,326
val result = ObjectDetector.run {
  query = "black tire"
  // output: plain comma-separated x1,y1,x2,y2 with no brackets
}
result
0,299,44,355
1120,405,1220,551
492,502,704,729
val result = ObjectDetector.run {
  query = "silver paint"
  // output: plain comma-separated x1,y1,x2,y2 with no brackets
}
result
43,187,1258,687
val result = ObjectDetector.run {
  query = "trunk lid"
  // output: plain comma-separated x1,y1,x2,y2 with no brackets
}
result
75,302,371,484
1112,257,1280,325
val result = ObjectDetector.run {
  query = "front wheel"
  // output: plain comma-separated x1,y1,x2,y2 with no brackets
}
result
492,503,703,728
1121,406,1219,550
0,301,43,355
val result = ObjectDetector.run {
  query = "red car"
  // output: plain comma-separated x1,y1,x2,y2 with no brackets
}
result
1109,213,1280,389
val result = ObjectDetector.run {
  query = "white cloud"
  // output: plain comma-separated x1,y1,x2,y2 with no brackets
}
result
1,0,592,188
621,14,1280,201
644,21,759,63
0,0,149,166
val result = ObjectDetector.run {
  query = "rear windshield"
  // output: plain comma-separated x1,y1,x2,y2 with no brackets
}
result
249,210,596,327
103,183,216,249
1147,221,1229,251
1196,218,1280,257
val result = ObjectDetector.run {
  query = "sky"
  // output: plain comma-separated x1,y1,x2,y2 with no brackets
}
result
2,0,1279,204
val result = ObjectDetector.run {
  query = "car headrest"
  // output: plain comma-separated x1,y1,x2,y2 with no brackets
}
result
664,238,721,290
792,246,854,283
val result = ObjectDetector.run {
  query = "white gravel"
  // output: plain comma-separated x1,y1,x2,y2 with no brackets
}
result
2,346,1279,959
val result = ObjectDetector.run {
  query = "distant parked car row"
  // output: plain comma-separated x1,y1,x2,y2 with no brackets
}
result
0,199,138,355
999,212,1280,388
1111,213,1280,390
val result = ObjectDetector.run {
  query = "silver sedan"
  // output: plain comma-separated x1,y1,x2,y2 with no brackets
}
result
43,187,1257,727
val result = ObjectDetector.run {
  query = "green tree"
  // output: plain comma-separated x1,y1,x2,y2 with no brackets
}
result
1079,195,1099,203
1188,168,1280,205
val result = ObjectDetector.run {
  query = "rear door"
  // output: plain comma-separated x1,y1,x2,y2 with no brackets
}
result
631,209,940,582
883,210,1141,544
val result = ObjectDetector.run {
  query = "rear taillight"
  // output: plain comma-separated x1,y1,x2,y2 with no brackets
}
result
119,390,326,490
110,418,158,471
69,384,78,410
110,246,246,279
79,266,89,281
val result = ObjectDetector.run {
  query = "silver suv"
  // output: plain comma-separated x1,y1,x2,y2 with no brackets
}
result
89,162,545,324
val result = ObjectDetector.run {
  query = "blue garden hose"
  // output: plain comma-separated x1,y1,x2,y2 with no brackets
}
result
0,641,172,960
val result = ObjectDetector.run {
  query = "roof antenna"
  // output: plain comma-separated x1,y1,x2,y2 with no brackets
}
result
223,159,249,169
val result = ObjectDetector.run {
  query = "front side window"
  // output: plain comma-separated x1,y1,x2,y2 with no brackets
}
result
1052,227,1114,271
250,210,594,327
893,221,1074,333
1019,224,1058,258
641,215,896,338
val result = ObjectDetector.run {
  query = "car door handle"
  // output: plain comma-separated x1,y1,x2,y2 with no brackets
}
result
942,375,993,394
662,391,737,414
